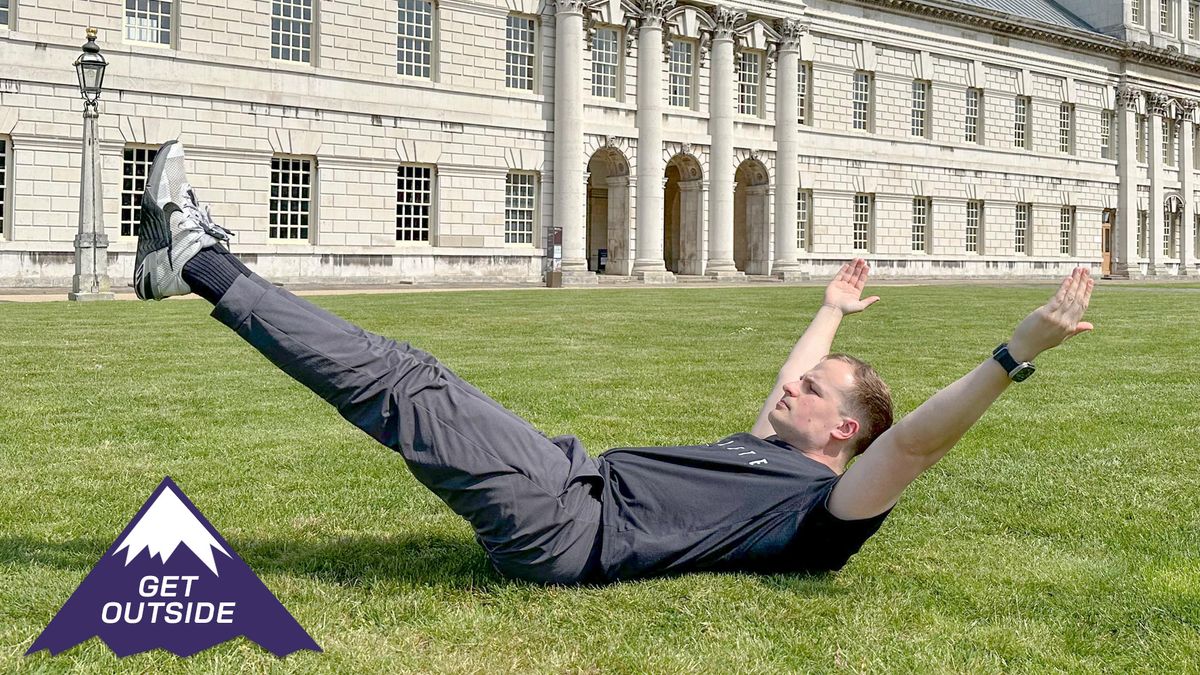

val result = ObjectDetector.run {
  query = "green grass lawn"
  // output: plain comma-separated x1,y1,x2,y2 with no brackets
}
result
2,282,1198,673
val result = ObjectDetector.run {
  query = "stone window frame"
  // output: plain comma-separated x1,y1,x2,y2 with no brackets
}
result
0,0,11,29
1100,109,1115,160
852,71,874,132
736,49,764,118
1191,0,1200,39
1162,117,1179,166
1162,0,1178,34
1059,205,1075,256
0,136,8,239
270,155,316,243
396,163,435,244
271,0,317,64
1133,0,1145,26
798,61,813,125
1014,202,1030,255
965,88,983,144
668,39,697,110
124,0,176,48
966,199,983,253
504,170,537,246
590,25,622,100
505,13,539,92
1137,208,1149,257
797,189,812,251
1013,96,1031,150
911,196,930,253
1059,102,1075,154
852,193,873,252
397,0,436,80
120,145,159,238
911,80,930,139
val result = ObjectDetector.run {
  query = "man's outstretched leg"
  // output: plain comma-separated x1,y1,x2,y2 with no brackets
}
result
133,142,604,585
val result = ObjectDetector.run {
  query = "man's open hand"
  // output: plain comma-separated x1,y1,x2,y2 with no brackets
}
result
823,258,881,315
1008,267,1095,362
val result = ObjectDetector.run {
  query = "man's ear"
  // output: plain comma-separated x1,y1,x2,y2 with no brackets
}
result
832,417,860,441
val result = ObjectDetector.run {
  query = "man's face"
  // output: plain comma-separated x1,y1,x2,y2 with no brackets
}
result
768,358,860,451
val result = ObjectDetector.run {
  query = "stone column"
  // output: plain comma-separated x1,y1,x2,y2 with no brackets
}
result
631,0,676,282
1148,92,1169,275
1180,101,1196,275
705,5,745,279
1115,86,1142,278
771,19,806,280
69,105,115,301
552,0,596,284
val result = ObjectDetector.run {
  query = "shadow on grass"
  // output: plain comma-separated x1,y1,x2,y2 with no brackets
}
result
2,534,849,595
0,533,506,590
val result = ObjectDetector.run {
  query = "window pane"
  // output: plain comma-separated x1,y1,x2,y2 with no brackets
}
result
125,0,174,45
668,40,694,108
121,145,159,237
506,15,536,90
505,172,536,244
397,0,434,78
591,28,619,99
737,51,760,116
272,0,313,63
396,164,432,242
270,156,314,240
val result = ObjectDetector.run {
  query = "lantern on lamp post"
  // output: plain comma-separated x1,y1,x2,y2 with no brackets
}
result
69,27,114,301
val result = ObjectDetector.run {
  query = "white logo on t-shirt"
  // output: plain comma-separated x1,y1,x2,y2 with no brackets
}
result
715,438,769,466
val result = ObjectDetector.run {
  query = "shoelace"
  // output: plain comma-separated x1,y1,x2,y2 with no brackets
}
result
183,189,234,241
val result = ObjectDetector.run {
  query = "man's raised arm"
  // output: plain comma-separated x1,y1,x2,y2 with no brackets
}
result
828,268,1095,520
750,259,880,438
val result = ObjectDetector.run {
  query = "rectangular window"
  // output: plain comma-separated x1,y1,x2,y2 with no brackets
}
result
121,146,158,237
667,40,694,108
797,189,812,250
271,0,313,63
1059,103,1075,154
1165,210,1179,257
965,88,983,143
1137,113,1148,163
0,138,7,237
396,164,433,242
1014,96,1030,149
1138,209,1148,257
1060,206,1075,255
853,194,873,252
912,197,930,253
911,80,929,138
853,72,873,131
1162,0,1175,32
1191,1,1199,38
270,157,313,241
1015,203,1030,254
1101,109,1114,159
1133,0,1144,25
506,14,536,91
736,51,761,116
591,27,619,99
125,0,173,45
0,0,8,27
397,0,434,78
1164,118,1179,166
798,61,812,125
505,171,536,244
967,200,983,253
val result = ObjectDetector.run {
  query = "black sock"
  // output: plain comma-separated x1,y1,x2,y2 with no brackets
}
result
182,244,252,304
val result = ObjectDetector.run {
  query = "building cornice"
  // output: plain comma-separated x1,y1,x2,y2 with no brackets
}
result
847,0,1200,76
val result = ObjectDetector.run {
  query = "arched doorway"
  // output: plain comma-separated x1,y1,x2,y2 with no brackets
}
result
586,148,631,274
663,153,704,275
734,159,770,275
1165,193,1184,260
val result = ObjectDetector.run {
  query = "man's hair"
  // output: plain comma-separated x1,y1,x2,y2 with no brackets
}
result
822,353,894,457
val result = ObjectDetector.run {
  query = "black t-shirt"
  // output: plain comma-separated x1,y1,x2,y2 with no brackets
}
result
593,432,890,582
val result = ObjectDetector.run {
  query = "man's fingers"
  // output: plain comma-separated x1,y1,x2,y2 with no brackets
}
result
862,295,881,308
1049,275,1072,311
835,262,851,284
851,259,869,288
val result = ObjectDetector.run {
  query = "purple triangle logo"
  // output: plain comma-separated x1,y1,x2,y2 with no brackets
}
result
27,477,321,658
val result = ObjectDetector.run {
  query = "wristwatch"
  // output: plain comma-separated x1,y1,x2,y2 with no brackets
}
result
992,343,1036,382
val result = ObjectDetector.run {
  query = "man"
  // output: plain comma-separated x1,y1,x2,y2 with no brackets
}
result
135,142,1095,585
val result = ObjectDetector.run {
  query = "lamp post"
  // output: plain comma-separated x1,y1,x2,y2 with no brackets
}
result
69,27,114,301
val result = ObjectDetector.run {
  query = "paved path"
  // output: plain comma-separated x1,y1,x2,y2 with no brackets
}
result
0,277,1194,303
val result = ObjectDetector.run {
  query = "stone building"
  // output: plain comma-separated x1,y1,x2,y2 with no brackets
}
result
0,0,1198,286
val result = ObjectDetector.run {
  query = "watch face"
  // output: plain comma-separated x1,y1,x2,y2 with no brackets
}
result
1011,365,1036,382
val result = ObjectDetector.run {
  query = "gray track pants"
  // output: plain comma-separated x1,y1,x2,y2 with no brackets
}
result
212,275,605,585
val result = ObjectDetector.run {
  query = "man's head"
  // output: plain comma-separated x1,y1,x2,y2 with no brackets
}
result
768,354,894,462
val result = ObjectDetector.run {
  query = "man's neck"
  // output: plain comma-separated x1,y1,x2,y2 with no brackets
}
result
772,436,848,475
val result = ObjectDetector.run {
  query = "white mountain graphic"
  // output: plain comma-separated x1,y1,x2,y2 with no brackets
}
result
113,485,231,575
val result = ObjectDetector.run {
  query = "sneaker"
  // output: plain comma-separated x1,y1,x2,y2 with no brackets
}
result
133,141,234,300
